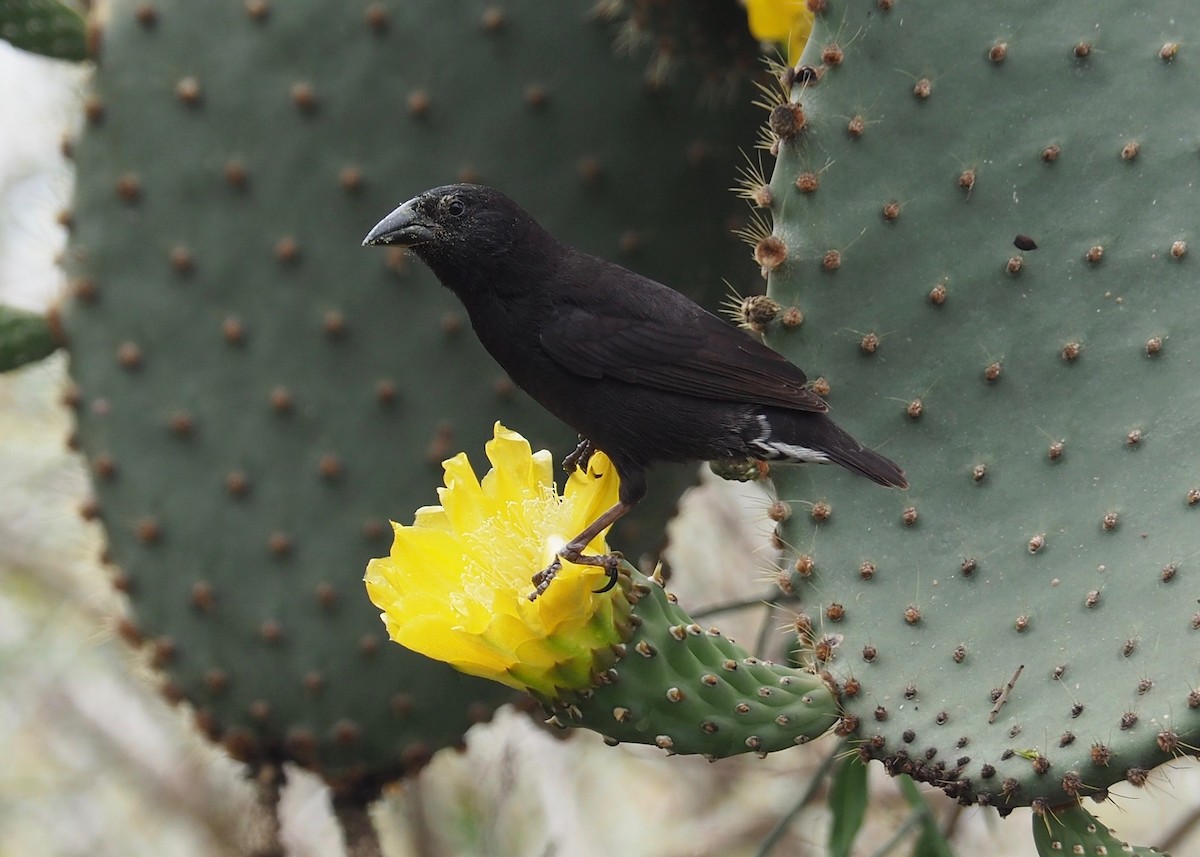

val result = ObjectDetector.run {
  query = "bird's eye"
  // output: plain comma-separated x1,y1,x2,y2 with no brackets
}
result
446,198,466,218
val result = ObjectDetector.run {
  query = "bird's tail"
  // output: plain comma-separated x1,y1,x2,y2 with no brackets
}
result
752,410,908,489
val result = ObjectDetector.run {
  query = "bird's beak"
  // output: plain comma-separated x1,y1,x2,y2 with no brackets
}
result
361,197,435,247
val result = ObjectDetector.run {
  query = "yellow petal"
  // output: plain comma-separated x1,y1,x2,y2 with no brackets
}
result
412,506,452,531
531,566,608,635
745,0,805,41
388,526,464,591
787,12,815,65
405,622,524,686
436,452,489,534
564,450,621,554
744,0,815,65
482,423,540,501
529,449,555,498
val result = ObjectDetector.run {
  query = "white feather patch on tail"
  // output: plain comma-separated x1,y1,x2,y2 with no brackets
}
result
749,414,833,463
750,439,833,463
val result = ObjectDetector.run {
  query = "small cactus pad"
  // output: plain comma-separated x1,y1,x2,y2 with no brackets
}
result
0,0,86,60
64,0,761,790
0,306,60,372
1032,803,1167,857
760,1,1200,809
558,568,838,757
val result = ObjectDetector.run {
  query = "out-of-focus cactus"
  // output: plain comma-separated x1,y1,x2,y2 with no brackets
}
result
62,0,763,797
0,0,86,60
594,0,766,98
0,306,60,371
1034,803,1167,856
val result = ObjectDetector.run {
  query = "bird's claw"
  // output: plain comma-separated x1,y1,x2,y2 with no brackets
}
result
527,550,623,600
592,558,620,594
562,437,595,474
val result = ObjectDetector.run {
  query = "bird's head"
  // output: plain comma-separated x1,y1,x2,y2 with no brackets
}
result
362,184,537,272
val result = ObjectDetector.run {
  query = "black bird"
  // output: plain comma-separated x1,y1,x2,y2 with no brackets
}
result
363,184,907,597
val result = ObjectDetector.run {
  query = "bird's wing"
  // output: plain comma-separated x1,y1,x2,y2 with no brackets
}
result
540,303,829,413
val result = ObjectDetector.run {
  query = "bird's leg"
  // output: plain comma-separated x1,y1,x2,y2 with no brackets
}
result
561,436,595,473
528,500,633,600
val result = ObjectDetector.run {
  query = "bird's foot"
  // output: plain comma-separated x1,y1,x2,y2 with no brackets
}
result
562,437,595,474
528,547,624,601
529,558,562,600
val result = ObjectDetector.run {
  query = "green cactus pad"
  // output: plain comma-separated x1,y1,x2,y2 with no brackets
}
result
556,568,839,757
1032,803,1167,857
0,0,86,61
0,306,60,372
759,0,1200,810
63,0,762,792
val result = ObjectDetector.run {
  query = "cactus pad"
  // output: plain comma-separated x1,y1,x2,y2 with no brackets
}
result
760,0,1200,810
0,306,60,372
63,0,761,791
559,567,839,757
0,0,86,60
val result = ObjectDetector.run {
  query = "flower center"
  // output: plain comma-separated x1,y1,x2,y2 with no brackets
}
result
459,489,579,597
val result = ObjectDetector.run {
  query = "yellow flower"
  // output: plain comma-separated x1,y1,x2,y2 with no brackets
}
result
365,423,631,699
744,0,815,66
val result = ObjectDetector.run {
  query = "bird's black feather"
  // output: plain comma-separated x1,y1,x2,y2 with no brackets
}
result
540,289,828,413
364,183,908,510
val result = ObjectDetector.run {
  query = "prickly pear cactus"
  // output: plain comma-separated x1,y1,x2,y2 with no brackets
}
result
755,0,1200,811
0,307,60,372
63,0,761,792
0,0,86,60
1034,804,1167,857
558,566,839,756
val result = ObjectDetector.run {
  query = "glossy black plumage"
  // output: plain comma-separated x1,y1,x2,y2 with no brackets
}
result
364,184,906,592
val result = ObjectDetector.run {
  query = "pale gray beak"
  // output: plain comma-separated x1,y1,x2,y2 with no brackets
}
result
362,197,435,246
